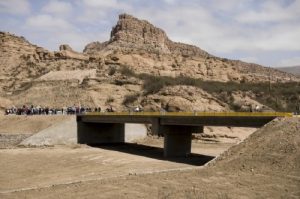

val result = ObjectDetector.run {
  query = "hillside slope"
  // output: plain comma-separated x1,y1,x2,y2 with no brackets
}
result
0,14,299,112
277,65,300,76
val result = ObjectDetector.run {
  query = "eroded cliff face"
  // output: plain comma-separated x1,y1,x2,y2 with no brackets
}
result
83,14,295,83
0,31,99,101
84,14,209,58
0,14,299,111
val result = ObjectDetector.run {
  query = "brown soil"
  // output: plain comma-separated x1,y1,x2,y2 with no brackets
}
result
0,115,71,148
0,118,299,198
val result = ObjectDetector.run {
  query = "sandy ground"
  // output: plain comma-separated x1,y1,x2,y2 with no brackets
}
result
0,117,299,199
0,140,232,195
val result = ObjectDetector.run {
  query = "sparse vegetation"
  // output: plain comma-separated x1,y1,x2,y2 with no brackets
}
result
123,93,139,105
111,56,119,61
56,64,61,71
119,65,300,112
106,96,114,104
108,67,116,76
119,65,135,76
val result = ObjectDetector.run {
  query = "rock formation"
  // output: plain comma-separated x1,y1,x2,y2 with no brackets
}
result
0,14,299,112
83,14,295,83
55,44,88,60
84,14,209,57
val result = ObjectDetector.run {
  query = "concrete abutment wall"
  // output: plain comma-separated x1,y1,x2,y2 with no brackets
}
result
77,121,125,144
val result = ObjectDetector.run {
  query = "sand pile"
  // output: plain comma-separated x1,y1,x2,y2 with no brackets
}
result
211,117,300,176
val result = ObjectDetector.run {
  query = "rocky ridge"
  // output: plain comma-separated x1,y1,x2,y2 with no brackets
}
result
84,14,297,83
84,14,208,57
0,14,299,112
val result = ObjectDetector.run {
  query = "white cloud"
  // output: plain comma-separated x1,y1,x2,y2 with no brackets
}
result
0,0,30,15
82,0,123,8
236,0,300,23
278,57,300,67
240,56,258,63
162,0,177,4
211,0,248,12
129,1,300,55
77,0,131,23
128,4,242,53
25,14,73,31
252,25,300,51
23,13,108,51
41,0,72,17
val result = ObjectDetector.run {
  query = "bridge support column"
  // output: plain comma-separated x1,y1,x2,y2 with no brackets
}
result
163,126,203,157
77,121,125,144
164,131,192,157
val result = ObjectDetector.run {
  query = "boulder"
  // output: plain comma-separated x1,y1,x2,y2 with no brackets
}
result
59,44,73,51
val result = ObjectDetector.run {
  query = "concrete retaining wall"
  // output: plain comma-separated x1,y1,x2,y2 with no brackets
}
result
20,118,147,146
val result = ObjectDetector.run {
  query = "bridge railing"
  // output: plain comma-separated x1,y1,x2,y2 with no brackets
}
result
84,112,293,117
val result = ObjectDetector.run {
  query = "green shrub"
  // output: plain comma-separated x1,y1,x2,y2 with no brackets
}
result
106,96,114,104
108,67,116,76
119,65,136,77
123,93,139,105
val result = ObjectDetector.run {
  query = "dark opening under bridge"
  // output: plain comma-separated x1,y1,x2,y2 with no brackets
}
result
77,112,291,157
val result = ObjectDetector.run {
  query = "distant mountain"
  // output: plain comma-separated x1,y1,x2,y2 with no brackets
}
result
277,66,300,76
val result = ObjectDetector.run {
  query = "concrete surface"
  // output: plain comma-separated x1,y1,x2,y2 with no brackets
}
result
125,123,147,142
20,118,147,146
20,117,77,146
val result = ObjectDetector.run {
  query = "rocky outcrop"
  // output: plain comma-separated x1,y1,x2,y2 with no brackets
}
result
59,44,73,51
142,86,228,112
84,14,209,57
166,41,210,57
109,14,170,54
82,13,299,83
83,41,108,54
55,44,89,60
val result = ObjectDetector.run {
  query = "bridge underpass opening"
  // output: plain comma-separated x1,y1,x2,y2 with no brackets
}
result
77,112,290,158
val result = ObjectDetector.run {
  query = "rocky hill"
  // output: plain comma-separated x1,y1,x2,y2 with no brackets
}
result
0,14,299,112
277,66,300,76
84,14,296,83
85,14,209,57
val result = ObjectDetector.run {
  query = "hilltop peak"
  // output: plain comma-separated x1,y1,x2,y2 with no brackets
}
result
85,14,209,57
109,13,170,54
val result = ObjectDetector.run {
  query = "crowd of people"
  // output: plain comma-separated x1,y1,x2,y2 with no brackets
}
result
4,104,145,115
4,105,103,115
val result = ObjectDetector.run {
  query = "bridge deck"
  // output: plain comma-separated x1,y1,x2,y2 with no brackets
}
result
78,112,291,128
84,112,292,117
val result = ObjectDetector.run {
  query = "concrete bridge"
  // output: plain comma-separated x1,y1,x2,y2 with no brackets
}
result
77,112,291,157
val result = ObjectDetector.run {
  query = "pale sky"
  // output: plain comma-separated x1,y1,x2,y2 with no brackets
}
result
0,0,300,67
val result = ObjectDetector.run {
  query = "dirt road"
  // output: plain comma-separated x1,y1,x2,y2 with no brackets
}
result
0,140,231,195
0,118,299,198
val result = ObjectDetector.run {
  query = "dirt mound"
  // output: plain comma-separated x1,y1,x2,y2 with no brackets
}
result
211,117,300,175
